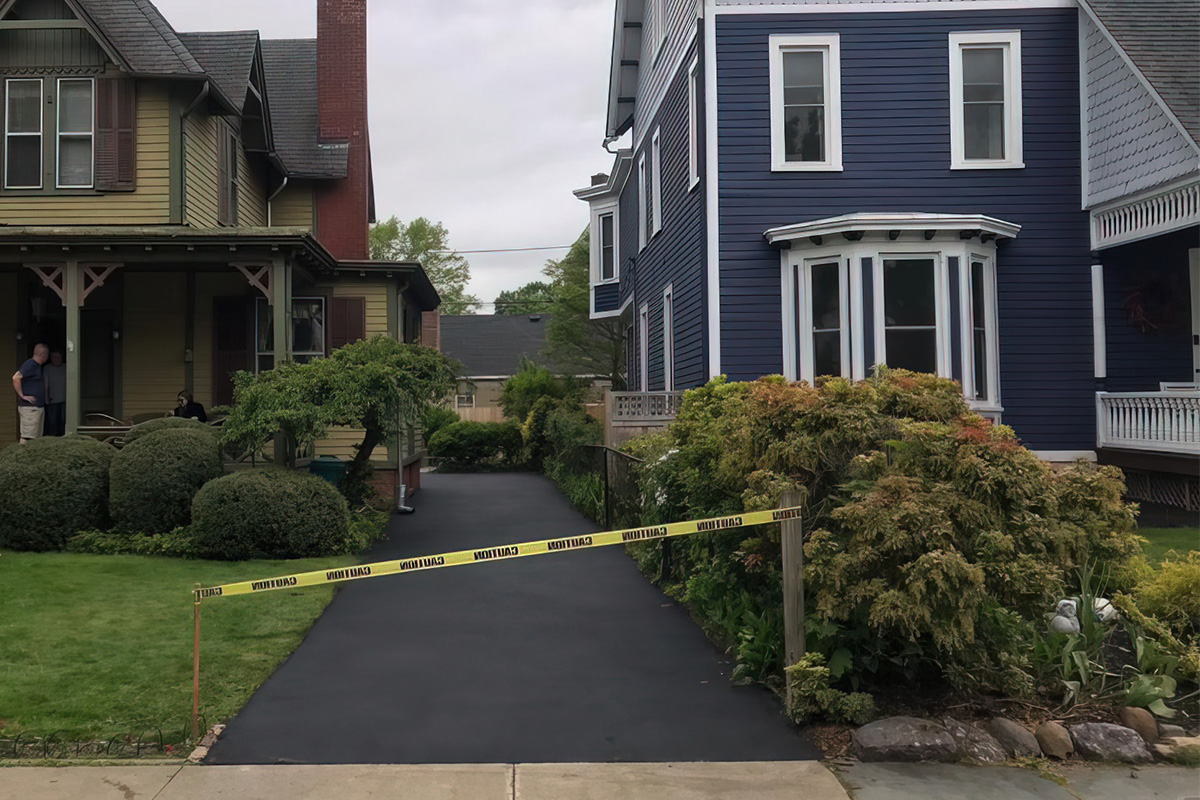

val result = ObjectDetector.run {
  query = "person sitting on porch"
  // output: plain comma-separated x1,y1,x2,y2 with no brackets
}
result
173,391,208,423
11,343,48,444
43,351,66,437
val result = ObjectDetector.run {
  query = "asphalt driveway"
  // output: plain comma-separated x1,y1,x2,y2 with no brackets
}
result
206,472,817,764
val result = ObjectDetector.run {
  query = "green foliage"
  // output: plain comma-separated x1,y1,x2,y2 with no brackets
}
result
1136,550,1200,635
109,429,222,535
428,420,524,468
494,280,554,315
66,529,199,558
423,405,461,441
499,360,575,422
369,216,479,314
190,469,352,560
786,653,877,725
124,416,213,446
0,435,114,551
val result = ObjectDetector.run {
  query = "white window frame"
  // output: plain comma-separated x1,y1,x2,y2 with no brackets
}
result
662,284,675,391
949,30,1023,170
637,153,648,251
960,253,1002,409
590,199,619,284
5,78,43,190
873,252,952,379
768,33,842,172
647,0,667,64
796,257,851,383
55,77,94,189
639,302,649,391
688,57,700,190
455,392,476,410
651,127,662,236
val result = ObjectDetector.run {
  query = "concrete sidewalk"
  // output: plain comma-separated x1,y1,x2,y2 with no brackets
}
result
2,762,1196,799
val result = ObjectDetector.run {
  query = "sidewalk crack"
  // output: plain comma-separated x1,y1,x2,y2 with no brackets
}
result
150,763,187,800
510,763,517,800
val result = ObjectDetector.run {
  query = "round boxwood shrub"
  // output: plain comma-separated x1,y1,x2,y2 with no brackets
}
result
0,435,114,550
124,416,212,446
190,468,352,560
109,428,222,534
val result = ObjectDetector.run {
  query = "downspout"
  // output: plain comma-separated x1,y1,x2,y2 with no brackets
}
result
267,174,289,226
179,82,210,226
603,135,620,154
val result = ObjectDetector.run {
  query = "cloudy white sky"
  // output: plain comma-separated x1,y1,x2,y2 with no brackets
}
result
154,0,618,309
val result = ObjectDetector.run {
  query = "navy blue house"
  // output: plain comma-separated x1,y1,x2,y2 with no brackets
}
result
576,0,1198,507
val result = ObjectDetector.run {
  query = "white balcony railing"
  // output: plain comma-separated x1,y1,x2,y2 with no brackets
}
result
610,391,685,422
1096,391,1200,455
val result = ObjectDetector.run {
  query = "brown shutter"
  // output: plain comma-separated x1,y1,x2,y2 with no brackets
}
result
95,78,136,192
330,296,366,350
217,124,231,225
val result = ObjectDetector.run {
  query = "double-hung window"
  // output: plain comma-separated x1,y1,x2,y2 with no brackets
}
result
638,303,649,391
769,34,842,172
662,285,674,391
637,154,648,250
688,57,699,189
879,257,945,376
5,79,43,189
651,128,662,235
963,256,1000,406
949,31,1023,169
56,78,93,188
797,258,850,381
591,200,618,283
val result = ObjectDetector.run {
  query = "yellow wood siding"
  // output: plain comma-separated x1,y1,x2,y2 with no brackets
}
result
270,181,313,229
192,271,251,409
237,140,267,227
0,82,171,225
122,273,186,419
0,273,17,448
183,112,219,227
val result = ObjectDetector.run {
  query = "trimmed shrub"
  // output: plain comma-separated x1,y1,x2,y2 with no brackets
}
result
422,405,460,441
66,529,199,558
109,429,222,534
428,420,523,467
0,435,114,550
190,468,352,559
124,416,213,447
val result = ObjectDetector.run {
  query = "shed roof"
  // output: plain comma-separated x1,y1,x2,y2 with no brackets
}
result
439,314,551,378
260,38,349,179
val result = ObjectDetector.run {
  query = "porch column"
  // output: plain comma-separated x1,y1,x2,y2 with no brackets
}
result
1091,263,1106,380
271,256,292,464
64,261,81,435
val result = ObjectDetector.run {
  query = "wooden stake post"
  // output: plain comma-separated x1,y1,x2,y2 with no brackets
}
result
192,584,201,741
780,490,805,708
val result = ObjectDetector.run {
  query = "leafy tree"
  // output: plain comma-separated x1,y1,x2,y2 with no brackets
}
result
498,360,576,422
369,216,480,314
494,280,554,315
542,229,626,389
220,337,459,504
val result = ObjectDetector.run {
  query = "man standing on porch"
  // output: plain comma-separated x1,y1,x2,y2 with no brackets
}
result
12,344,49,444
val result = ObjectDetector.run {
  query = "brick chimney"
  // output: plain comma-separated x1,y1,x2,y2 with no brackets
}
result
315,0,369,260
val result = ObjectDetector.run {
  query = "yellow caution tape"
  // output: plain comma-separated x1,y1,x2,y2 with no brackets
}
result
194,506,803,600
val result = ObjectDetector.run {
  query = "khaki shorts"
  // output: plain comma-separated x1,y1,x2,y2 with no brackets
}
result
18,406,44,442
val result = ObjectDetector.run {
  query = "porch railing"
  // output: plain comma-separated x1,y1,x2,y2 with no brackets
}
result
1096,391,1200,456
605,391,685,447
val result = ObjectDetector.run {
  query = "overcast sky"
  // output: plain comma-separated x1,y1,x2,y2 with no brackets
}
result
155,0,617,310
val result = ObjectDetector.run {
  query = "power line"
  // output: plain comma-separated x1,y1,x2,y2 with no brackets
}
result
428,245,574,254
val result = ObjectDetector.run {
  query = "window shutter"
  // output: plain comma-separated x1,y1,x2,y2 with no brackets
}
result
330,296,366,350
95,78,136,192
217,124,230,225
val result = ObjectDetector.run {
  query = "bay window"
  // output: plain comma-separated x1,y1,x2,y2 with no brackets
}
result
795,258,850,381
881,257,941,376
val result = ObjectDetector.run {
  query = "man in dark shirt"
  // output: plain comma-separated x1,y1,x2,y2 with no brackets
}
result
12,343,49,444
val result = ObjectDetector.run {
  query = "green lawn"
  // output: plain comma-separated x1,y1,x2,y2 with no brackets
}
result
0,550,356,744
1140,527,1200,564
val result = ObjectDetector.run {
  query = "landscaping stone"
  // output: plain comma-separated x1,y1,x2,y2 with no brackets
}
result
941,718,1007,764
985,717,1041,757
1068,723,1153,764
1034,721,1074,760
1151,736,1200,766
851,716,958,763
1117,706,1157,745
1158,723,1186,740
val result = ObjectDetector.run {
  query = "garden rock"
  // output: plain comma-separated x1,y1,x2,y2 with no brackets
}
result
985,717,1041,757
851,717,958,763
1117,706,1157,745
941,718,1006,763
1158,723,1186,740
1151,736,1200,765
1035,721,1073,759
1069,723,1153,763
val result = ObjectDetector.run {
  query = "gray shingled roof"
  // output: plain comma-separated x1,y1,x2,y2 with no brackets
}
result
260,38,348,179
1086,0,1200,143
176,31,258,113
75,0,202,76
440,315,551,377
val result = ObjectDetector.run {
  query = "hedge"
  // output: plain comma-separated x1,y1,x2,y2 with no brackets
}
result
190,468,352,560
109,428,223,534
124,416,213,447
428,420,523,467
0,435,114,550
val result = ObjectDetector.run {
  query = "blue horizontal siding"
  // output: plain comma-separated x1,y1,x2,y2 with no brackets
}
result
715,8,1095,451
594,283,621,314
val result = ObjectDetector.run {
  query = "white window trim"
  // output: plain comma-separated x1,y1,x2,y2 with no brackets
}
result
455,392,476,410
590,199,619,285
949,30,1024,170
55,77,94,190
873,251,953,379
649,0,667,64
768,33,843,172
651,127,663,236
637,154,648,251
960,254,1002,410
638,302,650,391
662,284,675,391
5,77,43,190
796,257,852,383
688,57,700,190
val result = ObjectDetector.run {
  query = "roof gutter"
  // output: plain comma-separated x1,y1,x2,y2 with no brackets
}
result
266,175,288,226
179,82,210,227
